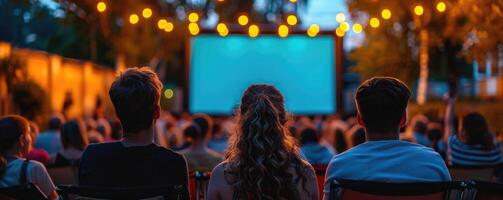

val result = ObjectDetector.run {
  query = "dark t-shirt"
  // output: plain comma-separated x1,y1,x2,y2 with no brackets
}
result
79,142,188,187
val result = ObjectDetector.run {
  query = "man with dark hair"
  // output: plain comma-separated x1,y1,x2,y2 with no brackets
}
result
323,77,450,199
179,114,223,172
79,67,189,189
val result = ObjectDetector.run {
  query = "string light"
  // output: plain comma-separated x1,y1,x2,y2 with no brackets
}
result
414,5,424,16
238,15,249,26
352,23,363,33
164,22,174,32
217,23,229,37
278,25,289,38
142,8,152,18
188,12,199,23
381,9,392,20
287,15,298,26
335,27,345,37
340,22,350,32
96,2,106,12
164,89,174,99
307,24,320,37
188,22,199,35
336,13,346,23
157,19,168,29
289,0,297,3
129,14,139,24
436,2,446,12
369,17,380,28
248,24,259,38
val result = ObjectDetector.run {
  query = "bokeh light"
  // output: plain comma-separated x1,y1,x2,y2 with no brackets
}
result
352,23,363,33
278,25,289,38
188,22,199,35
340,22,350,32
335,27,345,37
238,15,249,26
96,2,106,12
369,17,380,28
307,24,320,37
217,23,229,37
164,89,174,99
248,24,259,38
437,2,446,12
164,22,174,32
381,9,392,19
336,13,346,23
188,12,199,23
414,5,424,16
142,8,152,18
287,15,298,26
157,19,168,29
129,14,139,24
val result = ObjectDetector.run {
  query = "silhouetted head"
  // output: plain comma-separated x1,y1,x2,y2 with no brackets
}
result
60,120,88,151
355,77,411,135
191,114,213,141
0,115,31,177
461,112,494,148
48,114,65,130
300,128,319,145
109,67,162,135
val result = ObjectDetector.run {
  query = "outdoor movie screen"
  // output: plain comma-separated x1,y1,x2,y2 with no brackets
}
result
189,34,336,115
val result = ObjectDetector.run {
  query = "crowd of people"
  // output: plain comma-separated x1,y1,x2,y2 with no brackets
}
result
0,67,502,199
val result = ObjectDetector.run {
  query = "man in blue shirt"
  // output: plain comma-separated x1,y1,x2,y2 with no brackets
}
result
323,77,451,199
35,115,64,159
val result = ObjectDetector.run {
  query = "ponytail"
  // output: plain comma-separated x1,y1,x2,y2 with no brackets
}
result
0,115,30,177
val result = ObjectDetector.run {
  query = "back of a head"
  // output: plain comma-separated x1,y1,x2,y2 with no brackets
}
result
462,112,493,148
0,115,29,177
192,114,213,140
355,77,411,133
300,128,319,145
48,114,64,130
109,67,162,135
226,84,307,199
60,120,89,151
427,123,443,142
412,115,429,134
183,124,202,142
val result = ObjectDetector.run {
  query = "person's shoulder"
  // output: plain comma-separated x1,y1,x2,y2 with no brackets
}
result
86,142,122,152
153,145,187,165
26,160,48,173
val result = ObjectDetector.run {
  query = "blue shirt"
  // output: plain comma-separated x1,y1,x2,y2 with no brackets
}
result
300,142,335,165
35,130,62,158
447,134,503,166
323,140,451,199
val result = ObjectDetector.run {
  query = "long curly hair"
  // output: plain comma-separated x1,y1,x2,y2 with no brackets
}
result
224,84,310,200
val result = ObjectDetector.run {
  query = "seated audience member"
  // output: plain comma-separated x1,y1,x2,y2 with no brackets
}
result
96,118,112,142
300,128,336,165
427,123,447,160
85,118,104,144
0,115,57,199
208,84,319,200
54,120,89,167
26,122,50,165
208,119,233,153
79,67,188,188
179,114,224,172
444,97,503,166
410,115,429,146
323,77,450,199
35,114,64,159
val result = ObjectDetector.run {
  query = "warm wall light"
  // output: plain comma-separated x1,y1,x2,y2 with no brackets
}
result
381,9,391,19
188,12,199,23
336,12,346,23
248,24,259,38
278,25,289,38
97,2,106,12
142,8,152,18
307,24,320,37
287,15,298,26
369,17,380,28
238,15,249,26
414,5,424,16
436,2,446,12
129,14,139,24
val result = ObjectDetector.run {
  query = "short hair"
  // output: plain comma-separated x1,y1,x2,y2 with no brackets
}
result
109,67,162,134
299,128,319,145
355,77,411,133
192,114,213,139
48,115,64,130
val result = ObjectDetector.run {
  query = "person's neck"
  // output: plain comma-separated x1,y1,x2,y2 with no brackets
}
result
189,141,209,152
121,129,153,147
365,130,400,141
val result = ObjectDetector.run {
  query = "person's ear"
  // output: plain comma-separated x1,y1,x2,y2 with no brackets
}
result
357,112,365,127
153,105,161,120
399,110,408,128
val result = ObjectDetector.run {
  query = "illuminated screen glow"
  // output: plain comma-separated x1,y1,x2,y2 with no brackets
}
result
189,34,336,114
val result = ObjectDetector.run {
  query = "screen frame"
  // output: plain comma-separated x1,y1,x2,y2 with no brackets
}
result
184,27,344,116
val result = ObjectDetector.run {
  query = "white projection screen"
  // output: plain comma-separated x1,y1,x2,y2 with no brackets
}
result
189,34,338,115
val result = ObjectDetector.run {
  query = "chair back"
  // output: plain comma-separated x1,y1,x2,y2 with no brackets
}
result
0,183,47,200
57,184,188,200
470,181,503,200
328,179,468,200
312,164,328,196
448,165,495,182
47,166,78,185
189,171,211,200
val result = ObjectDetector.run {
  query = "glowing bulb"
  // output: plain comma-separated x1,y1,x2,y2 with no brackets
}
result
436,2,446,12
164,22,174,32
188,12,199,23
129,14,139,24
142,8,152,18
188,22,199,35
217,23,229,37
352,23,363,33
97,2,106,12
414,5,424,16
157,19,168,29
248,24,259,38
287,15,298,26
381,9,392,19
369,17,380,28
307,24,320,37
164,89,174,99
289,0,297,2
336,13,346,23
340,22,350,32
278,25,289,38
238,15,249,26
335,27,345,37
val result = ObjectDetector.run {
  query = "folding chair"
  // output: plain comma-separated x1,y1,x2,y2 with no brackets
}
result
312,164,328,196
448,165,496,182
328,179,469,200
47,166,79,185
57,184,188,200
0,183,47,200
469,180,503,200
189,171,211,200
